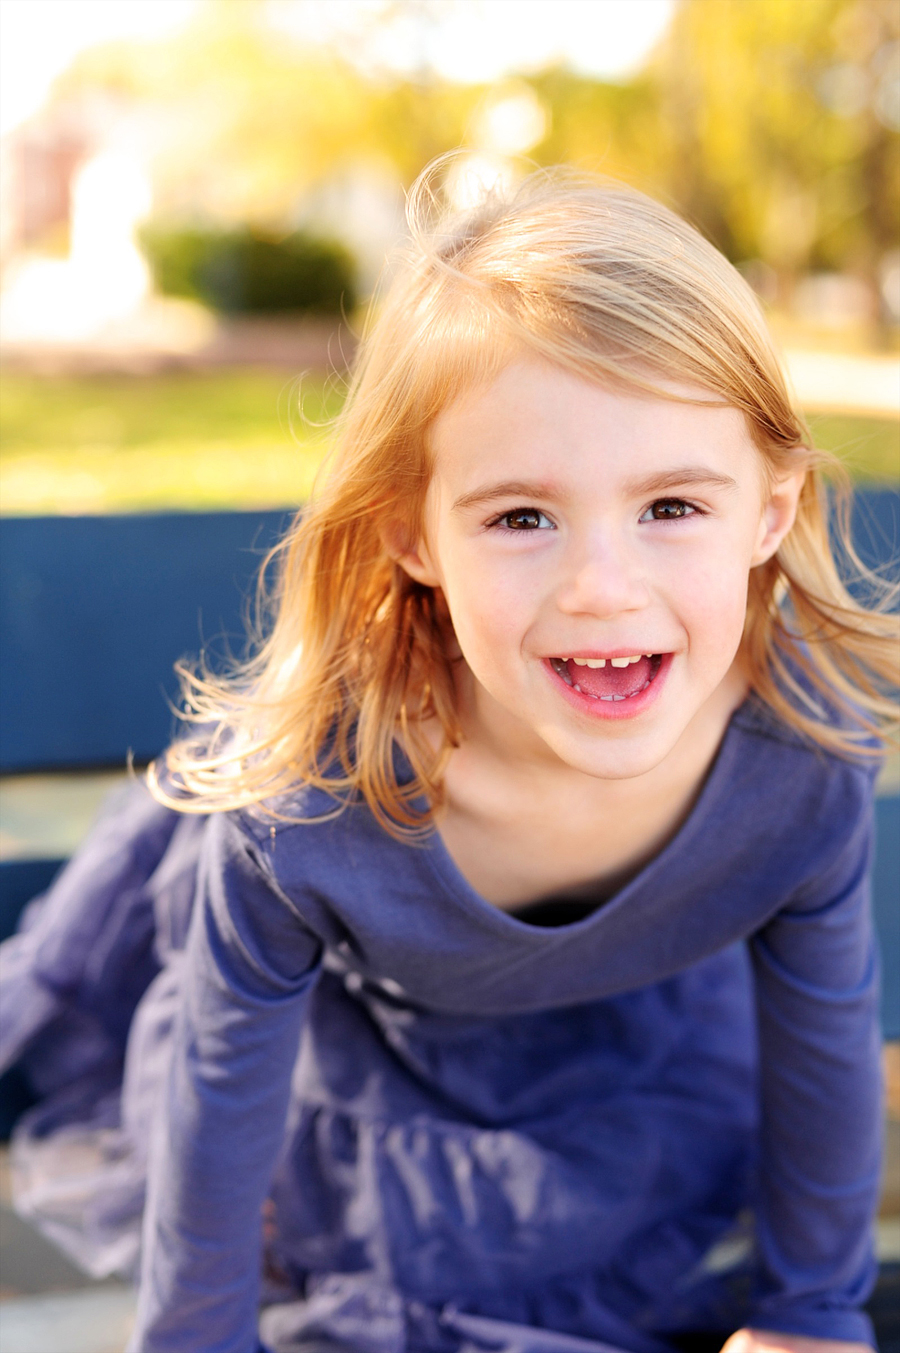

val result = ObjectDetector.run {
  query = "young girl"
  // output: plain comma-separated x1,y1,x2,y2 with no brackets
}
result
1,165,897,1353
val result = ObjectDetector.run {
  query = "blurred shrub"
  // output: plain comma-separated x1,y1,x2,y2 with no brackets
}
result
139,225,357,315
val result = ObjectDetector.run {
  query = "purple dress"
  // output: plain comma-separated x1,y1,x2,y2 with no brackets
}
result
0,700,881,1351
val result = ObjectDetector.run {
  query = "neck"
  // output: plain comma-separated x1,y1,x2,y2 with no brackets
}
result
429,660,749,909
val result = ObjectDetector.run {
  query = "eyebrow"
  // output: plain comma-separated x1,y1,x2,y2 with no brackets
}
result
451,467,738,513
452,480,560,513
621,467,740,496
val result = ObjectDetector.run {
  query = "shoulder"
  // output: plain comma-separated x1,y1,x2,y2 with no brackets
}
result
730,694,880,789
725,695,878,877
234,733,422,876
227,782,417,942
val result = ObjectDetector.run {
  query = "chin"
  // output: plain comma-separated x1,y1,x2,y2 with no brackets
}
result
541,727,685,781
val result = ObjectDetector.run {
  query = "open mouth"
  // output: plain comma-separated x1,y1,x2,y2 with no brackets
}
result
548,653,665,702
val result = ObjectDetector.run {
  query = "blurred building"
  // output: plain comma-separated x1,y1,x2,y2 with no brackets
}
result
0,121,86,264
0,90,156,345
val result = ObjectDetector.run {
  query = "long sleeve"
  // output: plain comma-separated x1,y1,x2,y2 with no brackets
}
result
747,779,881,1345
128,810,322,1353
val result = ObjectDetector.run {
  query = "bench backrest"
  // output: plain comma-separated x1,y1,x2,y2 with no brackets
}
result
0,510,291,771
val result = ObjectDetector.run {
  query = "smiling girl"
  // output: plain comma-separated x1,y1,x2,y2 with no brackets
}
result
1,166,897,1353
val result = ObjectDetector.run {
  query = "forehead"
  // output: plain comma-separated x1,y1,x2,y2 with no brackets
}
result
429,357,760,492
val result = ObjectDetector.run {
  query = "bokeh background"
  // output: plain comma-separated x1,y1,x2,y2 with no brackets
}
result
1,0,898,515
0,1,897,1346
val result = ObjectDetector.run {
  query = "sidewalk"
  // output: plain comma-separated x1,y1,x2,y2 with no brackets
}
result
0,310,357,377
0,1148,135,1352
784,348,900,419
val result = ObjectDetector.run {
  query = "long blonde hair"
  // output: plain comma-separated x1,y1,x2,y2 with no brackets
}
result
151,162,899,834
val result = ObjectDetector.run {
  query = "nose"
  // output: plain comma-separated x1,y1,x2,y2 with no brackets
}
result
554,529,650,619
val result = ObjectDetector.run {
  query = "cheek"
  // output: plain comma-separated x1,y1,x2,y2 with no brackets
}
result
439,545,539,660
446,571,525,651
673,545,753,654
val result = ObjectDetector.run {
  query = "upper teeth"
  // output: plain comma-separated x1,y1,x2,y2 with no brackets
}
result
569,655,645,668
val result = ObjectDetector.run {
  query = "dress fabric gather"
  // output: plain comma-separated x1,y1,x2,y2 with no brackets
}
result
0,700,882,1352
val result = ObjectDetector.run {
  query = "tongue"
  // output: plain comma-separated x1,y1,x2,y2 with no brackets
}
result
566,656,652,699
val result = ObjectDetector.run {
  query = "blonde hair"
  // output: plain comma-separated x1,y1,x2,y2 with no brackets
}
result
151,162,899,834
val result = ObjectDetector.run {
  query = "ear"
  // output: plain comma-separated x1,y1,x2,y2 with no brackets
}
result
379,518,442,588
750,468,805,568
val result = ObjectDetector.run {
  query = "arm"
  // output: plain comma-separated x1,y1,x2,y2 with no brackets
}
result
128,810,322,1353
741,786,881,1348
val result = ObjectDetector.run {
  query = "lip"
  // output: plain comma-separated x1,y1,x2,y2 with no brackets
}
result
549,650,656,662
543,652,673,721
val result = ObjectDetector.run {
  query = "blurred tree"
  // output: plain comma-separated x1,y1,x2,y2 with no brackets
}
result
44,0,899,321
650,0,899,299
54,0,479,220
138,224,356,313
529,66,664,193
56,1,375,223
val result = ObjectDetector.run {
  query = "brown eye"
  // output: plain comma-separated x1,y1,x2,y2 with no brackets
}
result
500,509,553,530
640,499,695,522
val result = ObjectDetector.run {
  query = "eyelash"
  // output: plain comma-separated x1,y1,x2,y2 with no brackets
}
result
637,498,704,523
489,508,556,532
487,498,704,532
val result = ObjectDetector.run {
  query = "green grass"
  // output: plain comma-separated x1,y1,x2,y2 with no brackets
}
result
0,370,345,514
0,370,896,515
805,412,900,485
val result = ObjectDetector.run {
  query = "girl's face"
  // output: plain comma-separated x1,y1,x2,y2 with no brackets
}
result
396,357,803,781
